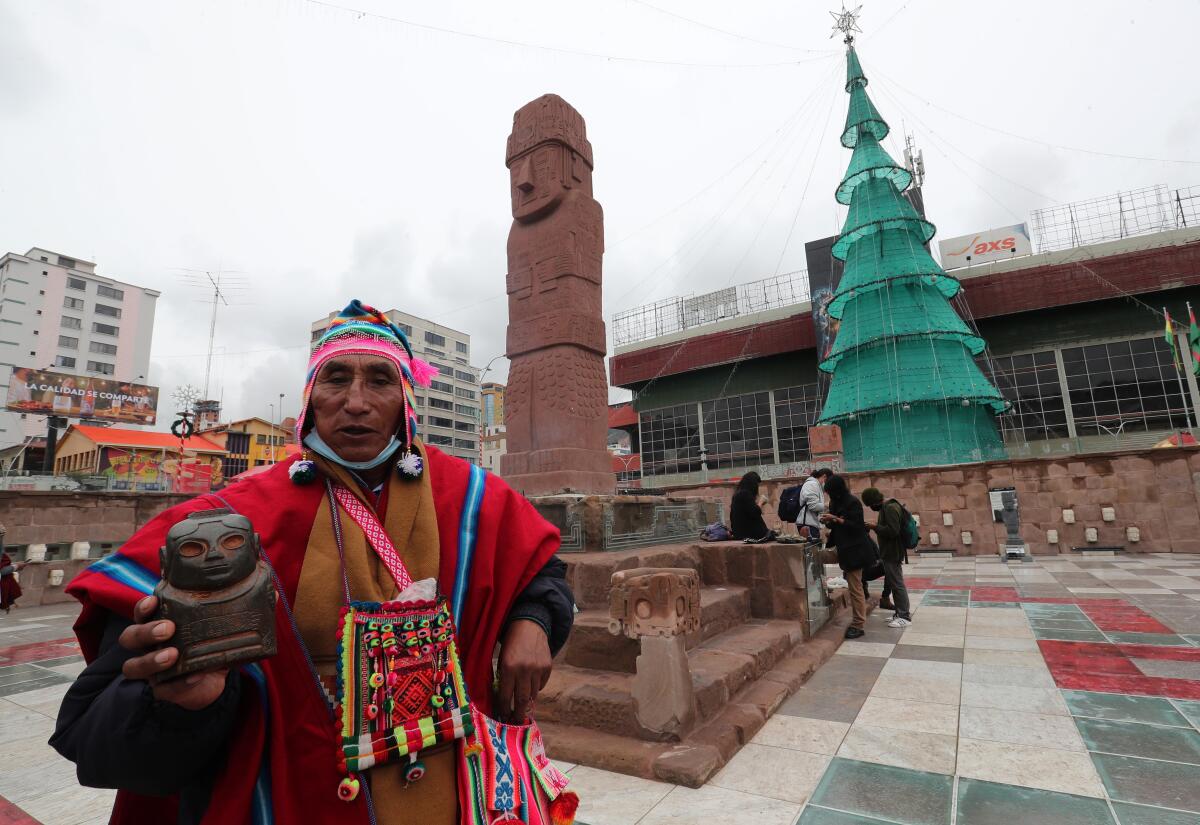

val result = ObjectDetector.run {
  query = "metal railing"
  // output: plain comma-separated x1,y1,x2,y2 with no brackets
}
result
611,271,810,348
1030,184,1199,253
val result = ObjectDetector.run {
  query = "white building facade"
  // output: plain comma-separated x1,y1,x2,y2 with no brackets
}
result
0,248,159,450
310,309,481,464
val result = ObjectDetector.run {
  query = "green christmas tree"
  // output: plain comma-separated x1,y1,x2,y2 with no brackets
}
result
816,38,1006,470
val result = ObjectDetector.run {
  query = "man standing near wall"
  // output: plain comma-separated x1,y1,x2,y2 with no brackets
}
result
862,488,913,629
797,468,832,540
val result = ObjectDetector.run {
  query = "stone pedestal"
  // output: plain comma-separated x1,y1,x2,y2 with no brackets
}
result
501,94,614,497
531,494,721,553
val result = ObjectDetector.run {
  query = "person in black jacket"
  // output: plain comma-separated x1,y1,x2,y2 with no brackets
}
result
819,474,876,638
730,472,774,541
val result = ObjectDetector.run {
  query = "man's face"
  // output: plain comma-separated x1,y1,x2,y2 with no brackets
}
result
869,502,882,512
309,354,406,464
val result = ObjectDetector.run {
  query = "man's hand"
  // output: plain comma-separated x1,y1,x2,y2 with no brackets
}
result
496,619,552,724
119,596,229,711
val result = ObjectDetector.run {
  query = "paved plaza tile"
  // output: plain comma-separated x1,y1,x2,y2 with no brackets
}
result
10,557,1200,824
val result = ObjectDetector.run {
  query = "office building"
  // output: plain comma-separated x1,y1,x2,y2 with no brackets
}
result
0,248,160,462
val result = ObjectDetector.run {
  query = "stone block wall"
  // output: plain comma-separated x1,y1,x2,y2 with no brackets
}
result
0,491,193,548
664,446,1200,555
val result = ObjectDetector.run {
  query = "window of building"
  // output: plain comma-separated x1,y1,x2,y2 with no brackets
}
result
454,420,475,432
89,341,118,355
430,379,454,394
1061,336,1189,436
61,316,82,330
67,277,86,291
96,285,124,300
93,322,119,336
397,323,413,337
416,415,424,424
978,350,1068,442
454,438,476,450
773,384,822,463
414,395,426,407
454,370,476,383
429,416,454,429
427,433,454,446
95,304,122,318
256,434,267,444
87,361,115,375
701,391,775,470
58,335,79,349
458,403,479,418
58,256,76,268
429,397,454,411
455,387,476,400
54,355,76,368
430,361,455,375
639,404,701,478
455,341,469,355
425,331,446,347
63,296,84,310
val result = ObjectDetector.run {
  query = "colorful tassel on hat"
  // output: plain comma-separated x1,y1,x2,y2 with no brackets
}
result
549,792,579,825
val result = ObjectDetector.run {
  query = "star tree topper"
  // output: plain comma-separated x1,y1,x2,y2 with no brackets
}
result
830,3,863,43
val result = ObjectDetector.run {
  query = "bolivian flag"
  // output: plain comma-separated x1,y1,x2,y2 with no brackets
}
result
1166,310,1182,371
1190,305,1200,376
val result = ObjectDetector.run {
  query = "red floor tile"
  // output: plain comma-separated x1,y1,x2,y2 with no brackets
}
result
1052,670,1200,700
0,638,80,665
0,794,40,824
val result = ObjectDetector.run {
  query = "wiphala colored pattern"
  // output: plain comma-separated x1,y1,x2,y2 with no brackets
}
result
335,597,473,773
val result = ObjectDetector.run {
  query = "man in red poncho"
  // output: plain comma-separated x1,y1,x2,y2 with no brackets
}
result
51,300,576,825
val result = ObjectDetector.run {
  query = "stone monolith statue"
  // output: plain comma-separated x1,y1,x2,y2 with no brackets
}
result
501,94,616,496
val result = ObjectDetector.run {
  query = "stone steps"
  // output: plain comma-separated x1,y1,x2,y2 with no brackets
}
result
541,593,857,787
560,585,752,673
541,617,799,737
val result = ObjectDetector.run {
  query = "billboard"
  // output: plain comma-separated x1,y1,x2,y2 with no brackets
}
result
5,368,159,425
938,224,1032,269
804,235,845,363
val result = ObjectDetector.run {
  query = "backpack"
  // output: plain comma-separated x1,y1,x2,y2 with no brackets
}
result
777,485,805,523
700,522,733,542
892,500,920,550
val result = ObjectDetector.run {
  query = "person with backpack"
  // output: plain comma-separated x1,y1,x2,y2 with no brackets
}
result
778,468,832,540
862,488,915,629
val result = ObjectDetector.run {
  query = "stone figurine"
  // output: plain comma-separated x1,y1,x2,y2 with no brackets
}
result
501,94,615,496
152,508,277,682
1000,491,1022,545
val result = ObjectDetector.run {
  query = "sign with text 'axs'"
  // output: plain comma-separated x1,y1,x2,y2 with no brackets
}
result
938,224,1032,268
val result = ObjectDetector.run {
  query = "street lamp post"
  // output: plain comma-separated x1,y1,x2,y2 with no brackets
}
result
477,355,505,467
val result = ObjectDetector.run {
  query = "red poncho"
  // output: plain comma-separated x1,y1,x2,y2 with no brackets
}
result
66,448,560,825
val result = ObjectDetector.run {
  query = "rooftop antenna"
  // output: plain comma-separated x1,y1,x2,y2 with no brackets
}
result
830,2,863,44
173,267,249,400
903,132,926,188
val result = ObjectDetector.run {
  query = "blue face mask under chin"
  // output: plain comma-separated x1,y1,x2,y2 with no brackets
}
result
303,430,402,471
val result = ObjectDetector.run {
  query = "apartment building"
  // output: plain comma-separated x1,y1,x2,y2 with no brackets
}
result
0,247,159,455
310,309,481,464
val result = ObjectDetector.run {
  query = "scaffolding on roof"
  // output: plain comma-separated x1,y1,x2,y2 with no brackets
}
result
1030,184,1200,253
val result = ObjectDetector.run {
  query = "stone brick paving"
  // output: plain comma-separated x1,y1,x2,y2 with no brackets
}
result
3,554,1200,824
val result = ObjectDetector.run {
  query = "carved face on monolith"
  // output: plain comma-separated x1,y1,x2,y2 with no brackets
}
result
506,95,594,223
161,510,259,591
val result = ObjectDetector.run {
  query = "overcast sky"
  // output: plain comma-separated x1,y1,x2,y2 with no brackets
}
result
2,0,1197,426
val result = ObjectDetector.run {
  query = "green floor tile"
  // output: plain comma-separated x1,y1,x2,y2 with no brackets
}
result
1029,618,1101,630
1064,691,1192,728
1104,632,1193,646
1183,635,1200,647
1075,717,1200,765
810,758,952,825
1091,752,1200,813
1110,801,1200,825
797,806,894,824
969,601,1021,608
1033,629,1109,642
955,777,1115,825
1172,700,1200,730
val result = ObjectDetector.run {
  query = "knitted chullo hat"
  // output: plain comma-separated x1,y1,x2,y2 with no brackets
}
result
295,299,438,450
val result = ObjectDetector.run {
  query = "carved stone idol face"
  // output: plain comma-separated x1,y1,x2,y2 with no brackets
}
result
161,510,259,591
510,144,569,222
